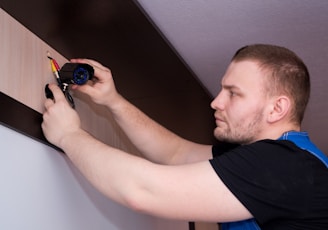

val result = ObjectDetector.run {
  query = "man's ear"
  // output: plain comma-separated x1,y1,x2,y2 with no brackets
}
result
267,96,291,123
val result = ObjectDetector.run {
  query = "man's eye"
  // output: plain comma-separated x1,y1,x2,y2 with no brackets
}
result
230,91,236,97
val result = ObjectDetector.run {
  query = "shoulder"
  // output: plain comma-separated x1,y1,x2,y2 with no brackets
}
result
211,139,327,178
212,139,321,163
212,142,240,157
210,139,328,223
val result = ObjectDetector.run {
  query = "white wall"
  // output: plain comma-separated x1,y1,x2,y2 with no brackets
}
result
0,125,187,229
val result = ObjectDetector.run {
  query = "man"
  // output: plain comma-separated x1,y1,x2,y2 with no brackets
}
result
42,44,328,229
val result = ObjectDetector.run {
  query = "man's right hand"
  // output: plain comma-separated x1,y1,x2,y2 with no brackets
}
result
70,58,120,108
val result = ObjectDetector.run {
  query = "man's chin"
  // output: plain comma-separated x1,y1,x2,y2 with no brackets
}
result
214,129,240,144
214,129,229,142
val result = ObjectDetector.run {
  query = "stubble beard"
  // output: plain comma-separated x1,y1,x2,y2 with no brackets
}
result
214,111,264,145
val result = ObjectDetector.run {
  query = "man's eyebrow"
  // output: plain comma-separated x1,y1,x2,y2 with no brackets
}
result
221,84,241,91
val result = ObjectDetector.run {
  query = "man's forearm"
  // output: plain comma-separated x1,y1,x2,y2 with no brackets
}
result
59,128,155,208
105,94,191,164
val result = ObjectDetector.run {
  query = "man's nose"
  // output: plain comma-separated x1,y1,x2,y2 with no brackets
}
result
210,92,224,110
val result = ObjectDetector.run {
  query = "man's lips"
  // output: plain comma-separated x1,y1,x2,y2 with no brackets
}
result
214,115,225,125
214,112,225,122
215,116,224,121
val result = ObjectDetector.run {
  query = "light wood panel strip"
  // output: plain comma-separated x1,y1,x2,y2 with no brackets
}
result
0,8,139,154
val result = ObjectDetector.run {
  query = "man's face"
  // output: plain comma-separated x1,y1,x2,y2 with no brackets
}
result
211,60,270,144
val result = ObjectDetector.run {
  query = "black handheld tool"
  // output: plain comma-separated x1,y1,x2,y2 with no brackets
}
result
45,84,54,100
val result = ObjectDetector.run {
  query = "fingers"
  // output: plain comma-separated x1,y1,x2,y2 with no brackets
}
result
70,58,112,82
71,83,97,97
70,58,108,71
44,84,70,111
44,98,55,110
48,84,66,102
67,58,115,106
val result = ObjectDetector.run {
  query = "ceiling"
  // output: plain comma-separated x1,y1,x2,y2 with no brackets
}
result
135,0,328,151
136,0,328,95
1,0,328,151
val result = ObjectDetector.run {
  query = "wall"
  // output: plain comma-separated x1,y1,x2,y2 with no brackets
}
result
0,125,187,230
0,8,187,230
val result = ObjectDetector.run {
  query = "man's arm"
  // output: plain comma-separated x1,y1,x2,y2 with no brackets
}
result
71,58,212,165
105,93,212,164
42,85,252,222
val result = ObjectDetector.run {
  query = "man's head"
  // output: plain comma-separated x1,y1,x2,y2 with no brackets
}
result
232,44,310,125
211,44,310,144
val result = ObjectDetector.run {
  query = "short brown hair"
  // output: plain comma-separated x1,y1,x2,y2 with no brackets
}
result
232,44,310,125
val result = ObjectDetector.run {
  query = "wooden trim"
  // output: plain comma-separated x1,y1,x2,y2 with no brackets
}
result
0,91,61,152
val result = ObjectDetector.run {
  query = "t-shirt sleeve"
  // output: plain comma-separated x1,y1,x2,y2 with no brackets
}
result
209,140,316,224
212,142,240,158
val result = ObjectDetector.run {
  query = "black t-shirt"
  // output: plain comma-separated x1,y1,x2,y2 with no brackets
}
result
210,140,328,230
